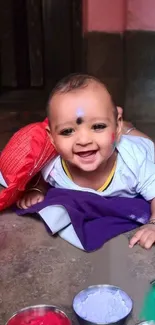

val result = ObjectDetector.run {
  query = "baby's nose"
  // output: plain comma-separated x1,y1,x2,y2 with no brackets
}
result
76,129,93,146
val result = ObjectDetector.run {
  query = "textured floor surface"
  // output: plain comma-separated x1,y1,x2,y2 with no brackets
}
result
0,210,155,325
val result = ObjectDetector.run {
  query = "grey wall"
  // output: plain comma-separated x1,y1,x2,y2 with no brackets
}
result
84,30,155,129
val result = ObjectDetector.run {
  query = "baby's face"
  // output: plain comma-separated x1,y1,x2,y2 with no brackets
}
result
48,82,122,172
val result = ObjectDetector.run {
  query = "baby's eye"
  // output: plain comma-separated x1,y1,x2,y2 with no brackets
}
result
92,123,107,131
60,128,74,136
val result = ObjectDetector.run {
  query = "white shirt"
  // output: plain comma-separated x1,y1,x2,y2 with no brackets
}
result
42,135,155,201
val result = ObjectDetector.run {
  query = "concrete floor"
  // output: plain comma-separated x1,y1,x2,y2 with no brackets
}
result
0,210,155,325
0,122,155,325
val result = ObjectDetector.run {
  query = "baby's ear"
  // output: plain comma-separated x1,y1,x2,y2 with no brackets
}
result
45,125,55,147
45,124,50,135
116,114,123,142
117,106,123,118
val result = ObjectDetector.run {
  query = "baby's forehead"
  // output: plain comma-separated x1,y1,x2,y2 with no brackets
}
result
48,82,114,121
51,83,111,105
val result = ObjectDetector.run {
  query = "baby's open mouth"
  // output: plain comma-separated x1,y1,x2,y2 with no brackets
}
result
76,150,97,158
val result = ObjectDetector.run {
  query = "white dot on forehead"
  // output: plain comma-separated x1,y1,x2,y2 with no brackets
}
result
76,108,84,117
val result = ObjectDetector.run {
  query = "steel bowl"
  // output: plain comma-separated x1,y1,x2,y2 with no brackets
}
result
6,304,71,325
73,285,133,325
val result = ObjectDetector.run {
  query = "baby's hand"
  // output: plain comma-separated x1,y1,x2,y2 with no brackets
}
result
17,190,44,209
129,224,155,249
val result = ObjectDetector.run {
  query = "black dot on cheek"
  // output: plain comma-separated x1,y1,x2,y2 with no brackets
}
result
76,117,83,125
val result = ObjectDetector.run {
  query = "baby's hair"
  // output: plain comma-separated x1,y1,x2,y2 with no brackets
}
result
47,73,118,121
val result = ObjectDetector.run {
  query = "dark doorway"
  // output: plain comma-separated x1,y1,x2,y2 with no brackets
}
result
0,0,82,110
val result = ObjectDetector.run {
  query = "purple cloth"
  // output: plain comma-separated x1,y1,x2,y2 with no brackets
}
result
16,188,150,252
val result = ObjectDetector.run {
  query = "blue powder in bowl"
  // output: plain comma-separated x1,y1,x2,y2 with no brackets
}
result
73,286,132,324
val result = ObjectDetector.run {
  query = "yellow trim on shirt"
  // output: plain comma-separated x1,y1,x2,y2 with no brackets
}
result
61,159,116,192
62,159,72,179
97,161,116,192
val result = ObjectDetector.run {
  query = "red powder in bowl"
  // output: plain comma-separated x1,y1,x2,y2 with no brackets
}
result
8,311,71,325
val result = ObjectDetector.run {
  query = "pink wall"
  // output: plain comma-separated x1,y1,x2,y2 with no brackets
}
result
83,0,126,33
127,0,155,31
83,0,155,33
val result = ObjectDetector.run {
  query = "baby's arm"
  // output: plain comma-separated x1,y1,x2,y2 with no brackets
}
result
17,175,49,209
129,198,155,249
122,121,151,140
128,156,155,249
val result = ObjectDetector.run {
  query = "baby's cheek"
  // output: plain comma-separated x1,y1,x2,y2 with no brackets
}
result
53,139,64,155
111,132,115,143
104,132,115,146
58,141,73,158
103,138,115,154
111,132,117,149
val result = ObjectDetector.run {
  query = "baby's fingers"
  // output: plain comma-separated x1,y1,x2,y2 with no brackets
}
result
129,229,144,248
30,194,44,206
17,198,29,209
143,233,155,249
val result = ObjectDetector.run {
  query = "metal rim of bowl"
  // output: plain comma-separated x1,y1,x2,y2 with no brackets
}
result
72,284,133,325
136,322,155,325
5,304,71,325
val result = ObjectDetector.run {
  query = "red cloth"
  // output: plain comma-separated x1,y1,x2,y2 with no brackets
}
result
0,118,57,210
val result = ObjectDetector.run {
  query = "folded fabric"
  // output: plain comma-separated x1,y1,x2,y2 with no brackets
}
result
15,188,150,252
0,118,57,211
